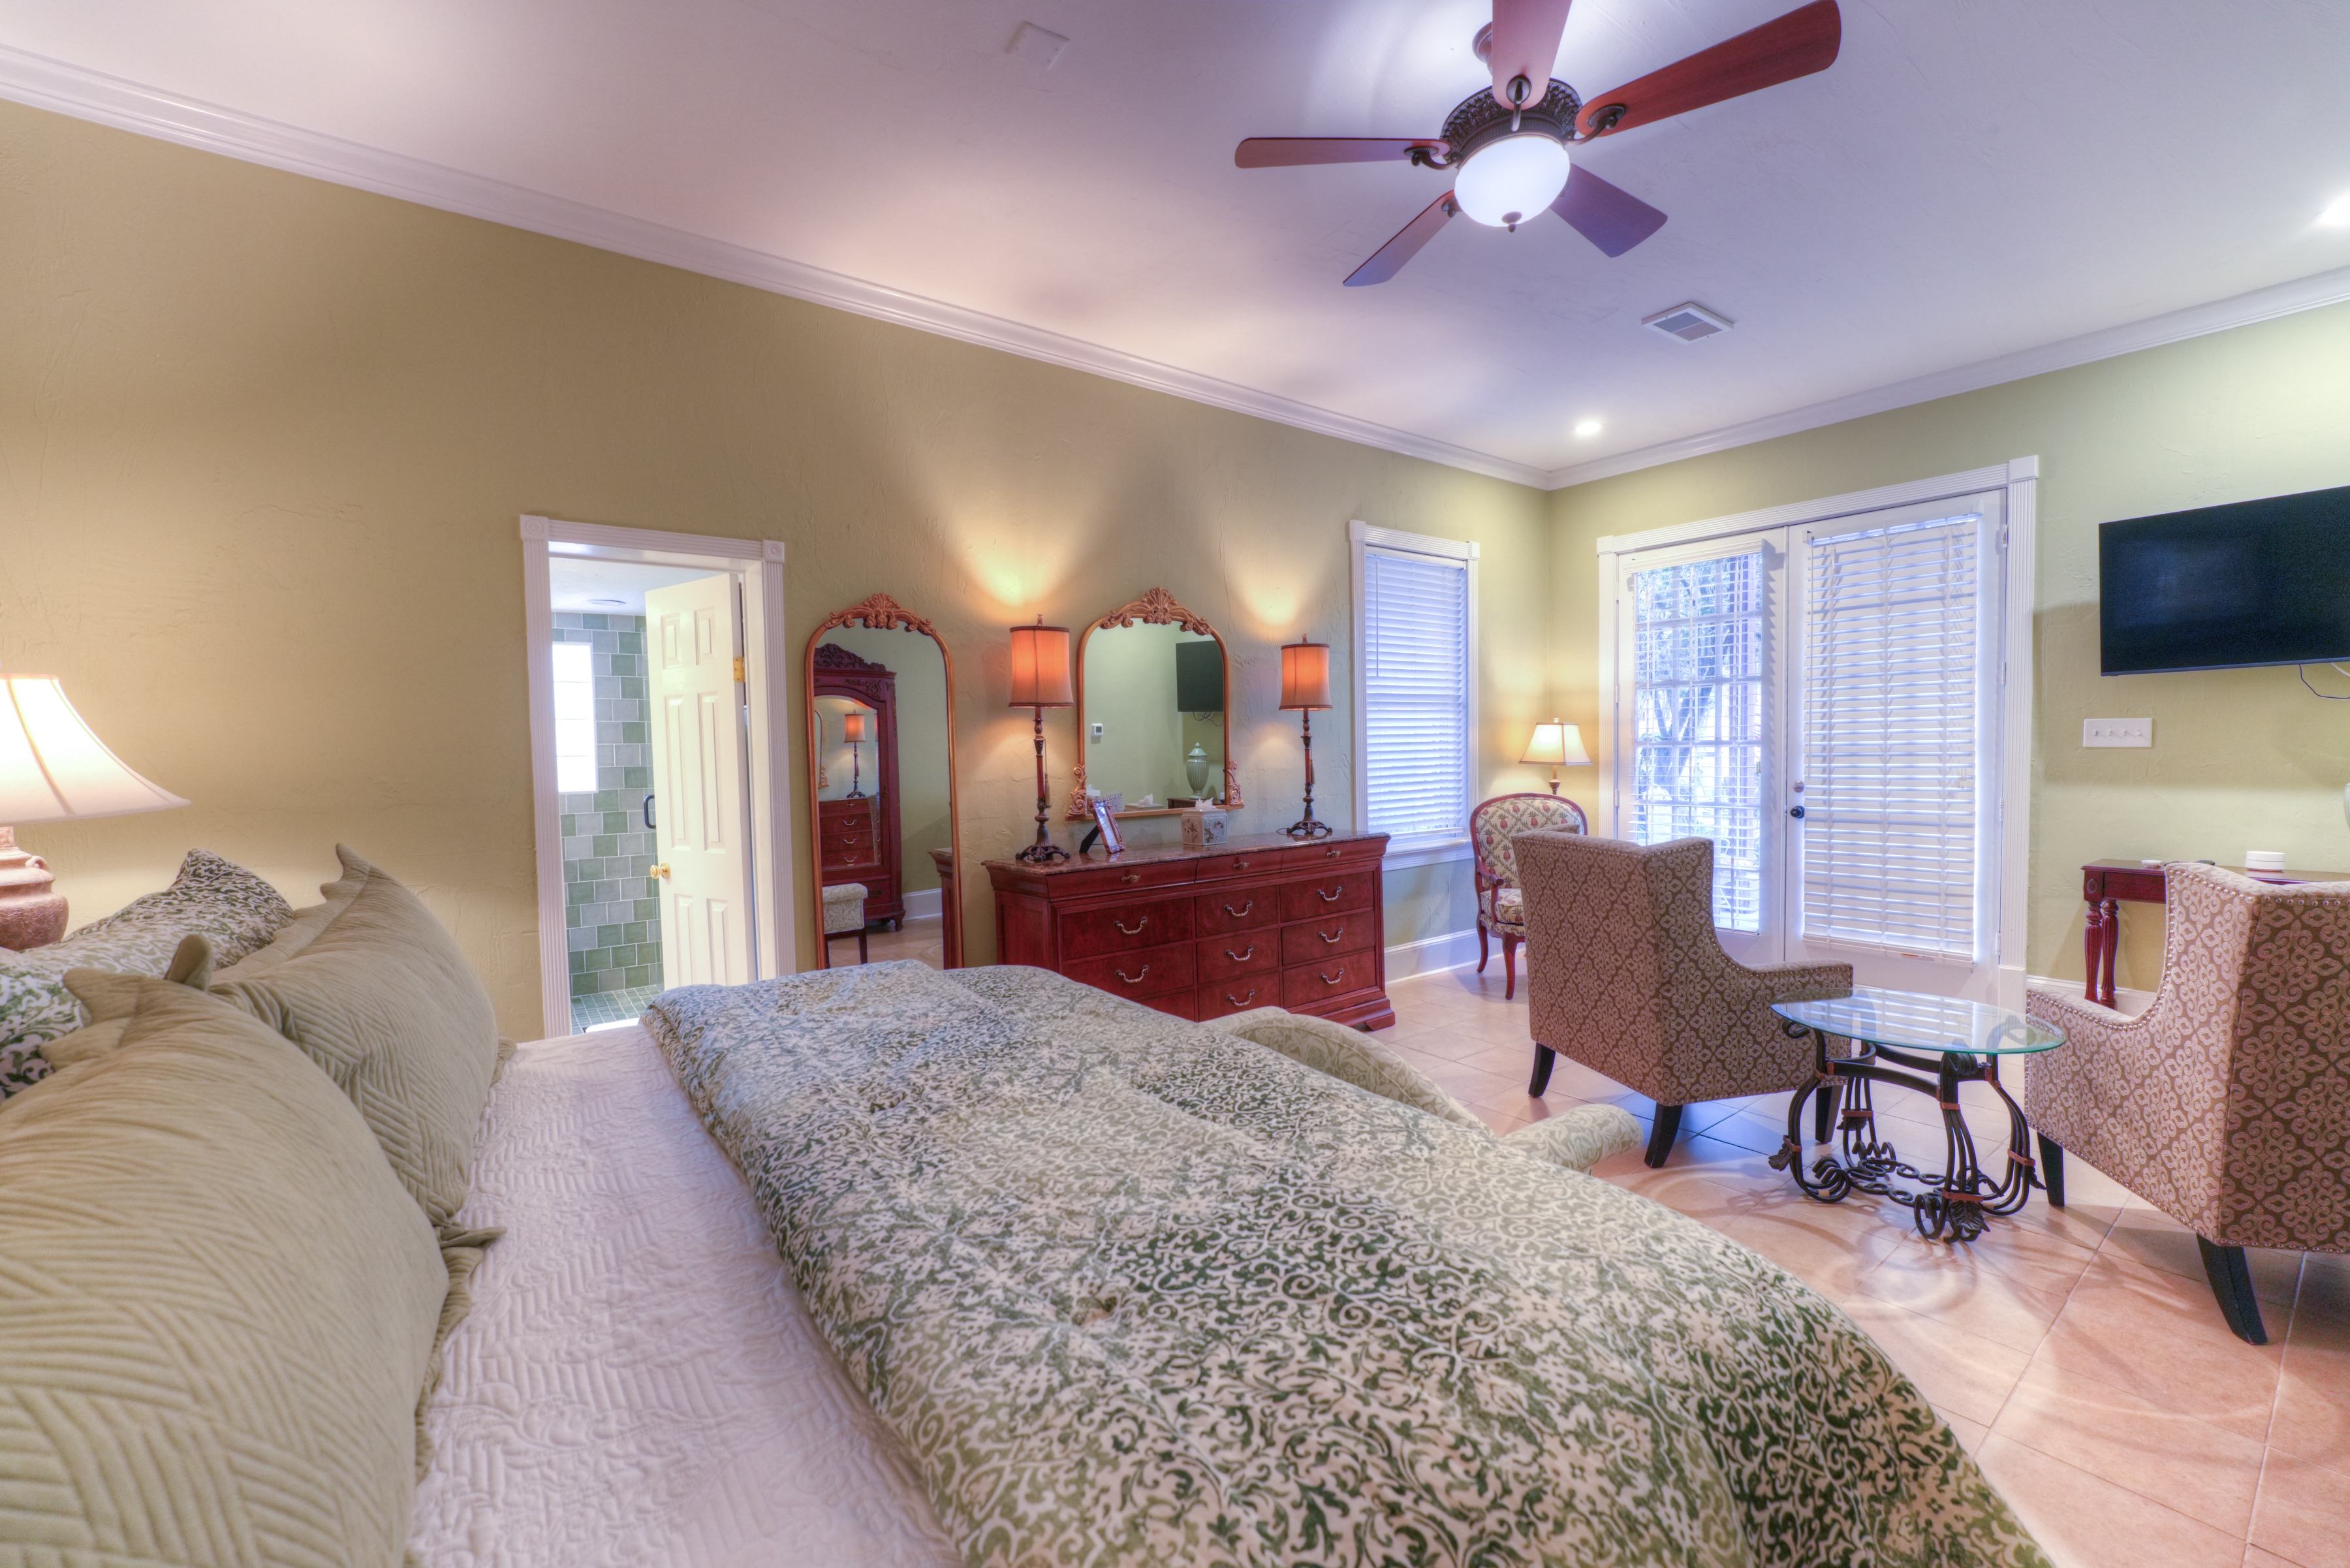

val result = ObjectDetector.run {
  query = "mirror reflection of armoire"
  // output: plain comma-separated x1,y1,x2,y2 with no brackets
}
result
815,644,903,928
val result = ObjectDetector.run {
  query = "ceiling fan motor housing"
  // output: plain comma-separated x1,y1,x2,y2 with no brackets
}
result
1425,79,1582,169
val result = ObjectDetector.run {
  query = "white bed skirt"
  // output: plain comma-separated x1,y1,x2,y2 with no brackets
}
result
409,1026,959,1568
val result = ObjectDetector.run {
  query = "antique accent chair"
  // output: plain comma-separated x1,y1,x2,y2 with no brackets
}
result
822,881,870,964
1516,832,1853,1168
2026,862,2350,1345
1471,792,1587,1000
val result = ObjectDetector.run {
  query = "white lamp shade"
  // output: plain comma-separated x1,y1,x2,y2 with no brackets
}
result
0,676,190,823
1518,721,1591,769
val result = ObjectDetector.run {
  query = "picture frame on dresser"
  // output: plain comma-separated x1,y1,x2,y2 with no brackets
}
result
986,832,1394,1029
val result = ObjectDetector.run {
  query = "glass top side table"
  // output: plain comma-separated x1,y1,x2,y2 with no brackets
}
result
1768,988,2066,1242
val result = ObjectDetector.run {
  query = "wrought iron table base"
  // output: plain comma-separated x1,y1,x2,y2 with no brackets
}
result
1767,1020,2041,1242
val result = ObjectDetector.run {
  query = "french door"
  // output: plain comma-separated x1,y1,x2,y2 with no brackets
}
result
1611,490,2009,999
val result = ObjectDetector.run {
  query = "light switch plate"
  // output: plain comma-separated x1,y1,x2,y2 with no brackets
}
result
2082,717,2152,747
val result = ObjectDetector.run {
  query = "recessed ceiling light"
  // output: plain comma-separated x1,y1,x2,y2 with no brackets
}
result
1573,419,1603,437
2320,193,2350,228
589,597,628,607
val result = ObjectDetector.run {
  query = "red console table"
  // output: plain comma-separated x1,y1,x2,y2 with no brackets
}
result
2080,860,2350,1007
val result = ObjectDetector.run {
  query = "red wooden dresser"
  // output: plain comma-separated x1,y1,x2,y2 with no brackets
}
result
986,831,1394,1029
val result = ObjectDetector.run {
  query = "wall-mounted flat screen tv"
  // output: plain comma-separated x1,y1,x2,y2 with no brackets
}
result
2100,482,2350,675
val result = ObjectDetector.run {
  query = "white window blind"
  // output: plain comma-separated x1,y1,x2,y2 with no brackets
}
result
1800,512,1983,958
1362,544,1470,839
1627,552,1764,931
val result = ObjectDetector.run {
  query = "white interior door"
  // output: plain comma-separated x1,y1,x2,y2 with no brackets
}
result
1612,492,2006,998
647,574,753,989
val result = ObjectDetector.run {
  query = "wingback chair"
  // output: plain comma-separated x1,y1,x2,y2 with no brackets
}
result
2026,863,2350,1345
1515,832,1853,1167
1471,792,1587,1000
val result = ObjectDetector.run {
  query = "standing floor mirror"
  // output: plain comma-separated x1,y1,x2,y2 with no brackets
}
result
805,594,962,969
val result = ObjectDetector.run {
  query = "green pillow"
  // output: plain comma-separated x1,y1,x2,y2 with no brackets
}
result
1221,1009,1490,1129
206,845,502,1231
0,849,296,1097
0,975,448,1567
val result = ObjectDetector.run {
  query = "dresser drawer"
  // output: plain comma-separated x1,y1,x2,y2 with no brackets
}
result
1280,873,1373,922
1197,979,1275,1020
1066,945,1195,1000
1144,991,1200,1023
1061,900,1195,959
824,844,881,873
1050,860,1200,900
1279,915,1374,965
1283,956,1371,1009
1195,886,1281,935
1196,932,1280,982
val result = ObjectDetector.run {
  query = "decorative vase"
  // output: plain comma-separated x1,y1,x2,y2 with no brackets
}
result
0,826,67,951
1185,743,1210,798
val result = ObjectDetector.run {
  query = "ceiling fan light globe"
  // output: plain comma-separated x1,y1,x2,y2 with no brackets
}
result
1453,133,1570,228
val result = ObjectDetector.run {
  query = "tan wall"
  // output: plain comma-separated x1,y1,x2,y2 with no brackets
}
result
0,101,1558,1036
1550,301,2350,990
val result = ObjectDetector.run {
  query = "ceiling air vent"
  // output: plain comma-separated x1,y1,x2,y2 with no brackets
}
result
1644,302,1734,343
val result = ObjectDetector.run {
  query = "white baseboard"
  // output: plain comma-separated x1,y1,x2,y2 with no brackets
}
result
901,888,941,921
2026,973,2154,1018
1384,928,1483,981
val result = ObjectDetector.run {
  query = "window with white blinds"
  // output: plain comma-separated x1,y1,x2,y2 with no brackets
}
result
1799,511,1986,958
1360,542,1472,841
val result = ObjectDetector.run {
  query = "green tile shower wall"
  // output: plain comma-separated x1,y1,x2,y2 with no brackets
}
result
557,611,664,999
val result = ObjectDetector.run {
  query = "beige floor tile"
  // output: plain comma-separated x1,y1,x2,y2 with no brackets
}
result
1856,1241,2077,1356
1835,1296,2031,1426
2103,1205,2304,1308
1975,1434,2251,1568
1710,1202,1907,1308
1992,1358,2267,1536
2244,1548,2302,1568
2269,1262,2350,1473
1455,1039,1543,1078
2249,1449,2350,1568
1386,1022,1501,1063
2031,1253,2285,1443
1529,1056,1638,1103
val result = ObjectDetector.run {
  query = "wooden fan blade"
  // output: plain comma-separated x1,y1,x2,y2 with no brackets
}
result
1548,164,1667,257
1488,0,1574,109
1344,192,1458,287
1576,0,1840,138
1236,138,1445,168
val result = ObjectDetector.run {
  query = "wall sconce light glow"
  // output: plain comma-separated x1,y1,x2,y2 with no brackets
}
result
2321,193,2350,228
1573,419,1603,437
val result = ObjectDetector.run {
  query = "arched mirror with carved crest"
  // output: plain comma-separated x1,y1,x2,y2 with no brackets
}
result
1065,588,1241,824
805,594,962,969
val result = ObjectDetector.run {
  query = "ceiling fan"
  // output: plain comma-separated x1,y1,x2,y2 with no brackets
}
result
1236,0,1841,285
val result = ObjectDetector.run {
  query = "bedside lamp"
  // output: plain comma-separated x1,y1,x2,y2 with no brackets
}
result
841,709,870,798
1007,618,1073,864
1518,719,1590,796
1279,640,1333,840
0,674,191,950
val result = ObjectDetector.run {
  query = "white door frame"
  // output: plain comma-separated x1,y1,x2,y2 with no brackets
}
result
1592,457,2039,1009
519,515,792,1039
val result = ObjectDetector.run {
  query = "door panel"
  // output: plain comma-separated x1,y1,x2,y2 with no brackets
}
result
648,573,752,990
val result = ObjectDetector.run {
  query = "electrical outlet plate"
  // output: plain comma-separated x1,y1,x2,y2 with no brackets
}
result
2082,717,2153,747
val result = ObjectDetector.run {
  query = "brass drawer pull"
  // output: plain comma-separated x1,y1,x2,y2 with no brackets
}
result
1114,916,1150,935
1225,987,1257,1007
1316,884,1345,902
1319,967,1347,986
1232,859,1249,871
1225,945,1255,962
1121,873,1141,884
1223,900,1254,917
1318,926,1345,945
1325,847,1342,859
1114,964,1150,986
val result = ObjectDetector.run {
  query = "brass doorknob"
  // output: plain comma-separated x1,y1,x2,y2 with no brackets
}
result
651,864,672,879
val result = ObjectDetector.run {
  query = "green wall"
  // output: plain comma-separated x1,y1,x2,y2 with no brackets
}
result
1550,301,2350,990
0,99,1561,1035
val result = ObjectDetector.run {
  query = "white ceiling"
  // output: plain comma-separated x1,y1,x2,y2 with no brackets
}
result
548,556,719,615
3,0,2348,485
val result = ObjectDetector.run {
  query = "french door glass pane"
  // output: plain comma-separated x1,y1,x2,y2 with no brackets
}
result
1627,552,1764,931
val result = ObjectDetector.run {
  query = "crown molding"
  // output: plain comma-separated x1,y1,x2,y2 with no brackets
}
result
1543,262,2350,490
0,43,1550,490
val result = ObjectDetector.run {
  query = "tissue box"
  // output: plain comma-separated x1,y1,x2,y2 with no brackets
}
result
1180,808,1229,850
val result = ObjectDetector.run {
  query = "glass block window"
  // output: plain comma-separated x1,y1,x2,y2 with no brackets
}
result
552,640,598,793
1627,552,1764,931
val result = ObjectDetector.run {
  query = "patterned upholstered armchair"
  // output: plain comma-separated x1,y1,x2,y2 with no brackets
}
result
1515,832,1852,1168
1470,792,1587,1000
2026,863,2350,1344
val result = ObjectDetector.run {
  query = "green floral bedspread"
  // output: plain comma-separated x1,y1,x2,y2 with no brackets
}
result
645,961,2049,1568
